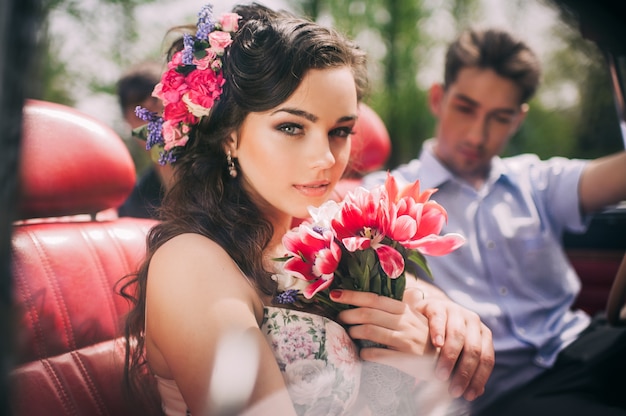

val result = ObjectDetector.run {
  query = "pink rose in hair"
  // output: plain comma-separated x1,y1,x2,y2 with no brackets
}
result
155,69,187,105
208,31,233,54
168,51,184,69
185,69,225,104
219,13,241,32
162,120,189,151
183,93,213,117
210,60,222,71
164,101,197,126
193,49,217,70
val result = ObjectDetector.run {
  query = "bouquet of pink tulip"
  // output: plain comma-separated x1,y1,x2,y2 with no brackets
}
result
273,174,465,315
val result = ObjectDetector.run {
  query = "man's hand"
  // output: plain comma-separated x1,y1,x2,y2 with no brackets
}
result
403,287,494,402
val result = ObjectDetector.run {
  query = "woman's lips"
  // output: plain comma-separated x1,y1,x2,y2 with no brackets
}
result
293,181,331,197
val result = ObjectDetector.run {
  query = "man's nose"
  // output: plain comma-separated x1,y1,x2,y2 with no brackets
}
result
467,115,488,145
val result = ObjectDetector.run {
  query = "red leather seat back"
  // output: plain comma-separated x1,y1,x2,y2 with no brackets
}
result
10,100,161,415
11,219,154,363
17,100,136,219
344,102,391,178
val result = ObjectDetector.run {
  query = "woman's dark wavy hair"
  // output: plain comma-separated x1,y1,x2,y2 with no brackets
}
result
118,2,367,402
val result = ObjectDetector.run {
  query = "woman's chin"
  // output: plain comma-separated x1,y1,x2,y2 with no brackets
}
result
290,213,309,226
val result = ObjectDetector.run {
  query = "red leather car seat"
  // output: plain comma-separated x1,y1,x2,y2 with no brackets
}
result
10,100,161,415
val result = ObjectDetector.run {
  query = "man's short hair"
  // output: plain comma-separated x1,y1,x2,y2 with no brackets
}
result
444,28,541,104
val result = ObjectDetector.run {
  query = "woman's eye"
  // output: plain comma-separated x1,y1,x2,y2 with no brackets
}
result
278,123,303,135
330,127,354,138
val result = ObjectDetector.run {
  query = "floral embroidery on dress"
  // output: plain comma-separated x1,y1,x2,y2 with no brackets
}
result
261,306,362,415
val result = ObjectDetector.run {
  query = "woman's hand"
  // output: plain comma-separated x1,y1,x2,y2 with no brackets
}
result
403,287,494,402
330,289,439,379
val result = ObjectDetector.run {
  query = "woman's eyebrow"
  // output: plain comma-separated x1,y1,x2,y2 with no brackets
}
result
271,107,318,122
271,108,358,124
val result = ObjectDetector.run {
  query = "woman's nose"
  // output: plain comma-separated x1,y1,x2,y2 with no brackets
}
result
309,134,336,170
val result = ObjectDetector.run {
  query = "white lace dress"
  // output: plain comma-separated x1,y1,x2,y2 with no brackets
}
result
260,306,364,415
261,306,421,416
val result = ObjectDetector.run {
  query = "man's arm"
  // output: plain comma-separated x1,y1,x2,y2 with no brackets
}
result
579,151,626,214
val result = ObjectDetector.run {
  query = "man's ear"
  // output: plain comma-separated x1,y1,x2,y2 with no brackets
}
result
514,103,529,130
428,83,445,118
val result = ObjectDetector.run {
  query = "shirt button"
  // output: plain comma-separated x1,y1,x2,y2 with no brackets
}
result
486,241,495,249
499,287,508,296
517,327,526,335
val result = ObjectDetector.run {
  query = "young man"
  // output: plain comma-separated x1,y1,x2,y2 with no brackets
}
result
363,28,626,415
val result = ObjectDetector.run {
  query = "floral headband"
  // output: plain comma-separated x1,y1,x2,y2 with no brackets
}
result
134,4,241,165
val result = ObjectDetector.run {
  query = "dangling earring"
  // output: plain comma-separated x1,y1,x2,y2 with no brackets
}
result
227,151,238,178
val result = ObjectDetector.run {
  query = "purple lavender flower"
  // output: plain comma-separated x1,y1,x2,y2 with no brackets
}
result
196,4,215,40
135,105,158,122
145,117,164,150
158,150,177,166
274,289,299,305
182,33,195,65
196,23,214,41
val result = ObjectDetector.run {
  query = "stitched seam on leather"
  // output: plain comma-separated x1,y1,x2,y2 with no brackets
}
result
11,241,48,359
29,228,77,350
80,224,120,336
71,350,108,415
42,358,79,416
110,222,142,280
109,223,132,272
104,223,131,327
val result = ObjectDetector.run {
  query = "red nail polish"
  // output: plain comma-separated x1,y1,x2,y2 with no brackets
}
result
330,289,342,299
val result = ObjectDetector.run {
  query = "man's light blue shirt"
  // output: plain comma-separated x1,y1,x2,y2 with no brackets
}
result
362,139,592,411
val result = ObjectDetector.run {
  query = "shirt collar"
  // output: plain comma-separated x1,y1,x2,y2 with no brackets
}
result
418,139,454,189
420,138,517,189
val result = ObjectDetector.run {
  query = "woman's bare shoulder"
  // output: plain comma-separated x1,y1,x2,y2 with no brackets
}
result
147,233,258,305
154,232,227,259
151,233,235,273
144,233,271,406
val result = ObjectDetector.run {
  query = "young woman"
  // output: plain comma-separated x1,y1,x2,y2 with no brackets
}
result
121,3,493,415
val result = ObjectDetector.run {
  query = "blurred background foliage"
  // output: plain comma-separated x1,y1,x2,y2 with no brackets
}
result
290,0,623,167
32,0,153,104
32,0,624,171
